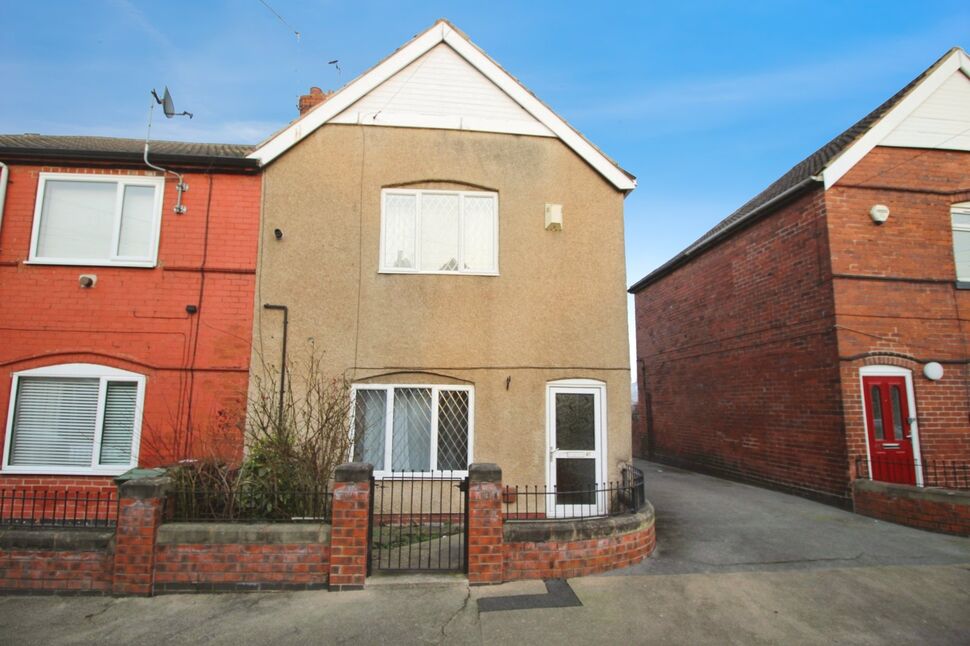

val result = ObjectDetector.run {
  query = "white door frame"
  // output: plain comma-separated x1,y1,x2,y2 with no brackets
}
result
545,379,608,518
858,365,923,486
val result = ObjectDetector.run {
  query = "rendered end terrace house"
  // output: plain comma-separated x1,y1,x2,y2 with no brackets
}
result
247,19,637,503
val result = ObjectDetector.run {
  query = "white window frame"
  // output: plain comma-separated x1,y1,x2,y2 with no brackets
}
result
858,365,923,487
27,172,165,268
379,188,499,276
351,384,474,479
545,379,608,518
952,202,970,283
2,363,146,476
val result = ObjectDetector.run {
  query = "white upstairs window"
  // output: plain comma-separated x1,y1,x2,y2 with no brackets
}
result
952,202,970,283
29,173,164,267
380,189,498,275
2,364,145,476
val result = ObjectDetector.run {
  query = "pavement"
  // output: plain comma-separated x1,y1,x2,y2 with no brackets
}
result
1,460,968,645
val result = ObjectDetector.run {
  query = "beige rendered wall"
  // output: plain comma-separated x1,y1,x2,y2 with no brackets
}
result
252,124,630,485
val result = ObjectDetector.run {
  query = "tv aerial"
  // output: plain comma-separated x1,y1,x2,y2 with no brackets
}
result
144,86,193,214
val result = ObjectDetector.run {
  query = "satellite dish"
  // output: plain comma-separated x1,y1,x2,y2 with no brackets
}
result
151,86,193,119
162,87,176,118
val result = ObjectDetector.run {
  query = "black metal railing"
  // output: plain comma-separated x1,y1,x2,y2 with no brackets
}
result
0,488,118,528
369,471,468,574
504,464,646,521
855,456,970,490
167,485,332,523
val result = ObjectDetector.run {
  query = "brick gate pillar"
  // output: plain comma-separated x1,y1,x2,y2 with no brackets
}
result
467,463,504,584
112,475,169,596
329,462,373,591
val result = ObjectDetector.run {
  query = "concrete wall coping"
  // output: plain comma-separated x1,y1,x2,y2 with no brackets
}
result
334,462,373,483
157,522,331,546
504,501,654,543
117,476,171,500
0,527,114,551
469,463,502,483
853,479,970,506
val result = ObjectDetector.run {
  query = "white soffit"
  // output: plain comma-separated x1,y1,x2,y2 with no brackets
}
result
248,21,636,192
822,48,970,189
331,43,555,138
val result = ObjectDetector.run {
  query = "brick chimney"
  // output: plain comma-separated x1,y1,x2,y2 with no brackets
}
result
298,87,333,115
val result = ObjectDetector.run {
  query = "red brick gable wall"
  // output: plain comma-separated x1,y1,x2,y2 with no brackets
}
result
634,189,851,504
827,147,970,470
0,163,260,481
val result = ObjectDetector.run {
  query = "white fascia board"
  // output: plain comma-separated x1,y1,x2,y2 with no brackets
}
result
249,21,636,192
821,49,970,189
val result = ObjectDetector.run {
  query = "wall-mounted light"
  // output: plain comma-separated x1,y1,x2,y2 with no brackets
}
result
79,274,96,288
870,204,890,225
274,228,284,240
923,361,944,381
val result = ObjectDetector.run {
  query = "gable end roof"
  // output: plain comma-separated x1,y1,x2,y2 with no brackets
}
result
629,47,970,294
249,19,636,192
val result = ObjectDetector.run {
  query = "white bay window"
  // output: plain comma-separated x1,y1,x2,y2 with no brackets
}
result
352,385,473,476
2,364,145,475
29,173,164,267
952,202,970,283
380,189,498,275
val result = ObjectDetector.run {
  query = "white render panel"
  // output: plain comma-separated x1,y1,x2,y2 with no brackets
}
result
332,44,554,137
881,70,970,150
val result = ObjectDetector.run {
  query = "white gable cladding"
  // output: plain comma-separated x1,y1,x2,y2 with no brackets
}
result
881,70,970,150
248,21,635,191
331,44,554,138
822,48,970,188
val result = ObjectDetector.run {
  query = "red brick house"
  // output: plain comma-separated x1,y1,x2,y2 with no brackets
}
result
0,135,261,494
631,48,970,507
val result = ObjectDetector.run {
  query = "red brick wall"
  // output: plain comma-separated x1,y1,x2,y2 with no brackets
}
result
503,522,655,581
0,548,113,594
0,162,260,479
634,189,850,503
827,147,970,470
852,480,970,536
154,543,330,592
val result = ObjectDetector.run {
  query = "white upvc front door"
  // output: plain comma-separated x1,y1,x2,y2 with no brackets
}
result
546,380,607,518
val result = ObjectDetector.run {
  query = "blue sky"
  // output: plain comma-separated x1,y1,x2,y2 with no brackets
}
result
3,1,969,375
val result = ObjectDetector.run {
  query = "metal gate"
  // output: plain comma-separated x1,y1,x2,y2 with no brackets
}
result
368,472,468,574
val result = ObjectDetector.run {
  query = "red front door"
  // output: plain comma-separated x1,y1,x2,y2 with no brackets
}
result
862,376,917,485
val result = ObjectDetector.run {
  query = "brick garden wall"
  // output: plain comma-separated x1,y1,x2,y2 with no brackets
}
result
0,544,113,594
852,479,970,536
0,162,261,476
154,539,330,592
503,516,655,581
633,189,851,504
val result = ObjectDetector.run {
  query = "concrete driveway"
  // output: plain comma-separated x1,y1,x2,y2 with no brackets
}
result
0,460,967,645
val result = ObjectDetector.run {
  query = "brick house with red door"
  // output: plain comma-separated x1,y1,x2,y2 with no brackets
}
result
0,135,260,496
631,48,970,508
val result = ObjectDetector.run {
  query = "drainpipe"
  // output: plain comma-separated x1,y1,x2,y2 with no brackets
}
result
0,162,8,246
263,304,289,425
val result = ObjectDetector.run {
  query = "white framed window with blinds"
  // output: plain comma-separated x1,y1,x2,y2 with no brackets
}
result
351,384,473,477
379,189,498,275
2,364,145,476
952,202,970,283
28,173,164,267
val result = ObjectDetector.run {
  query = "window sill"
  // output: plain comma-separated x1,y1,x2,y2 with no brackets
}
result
0,465,134,477
23,259,157,269
374,471,469,480
956,281,970,290
378,269,499,277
